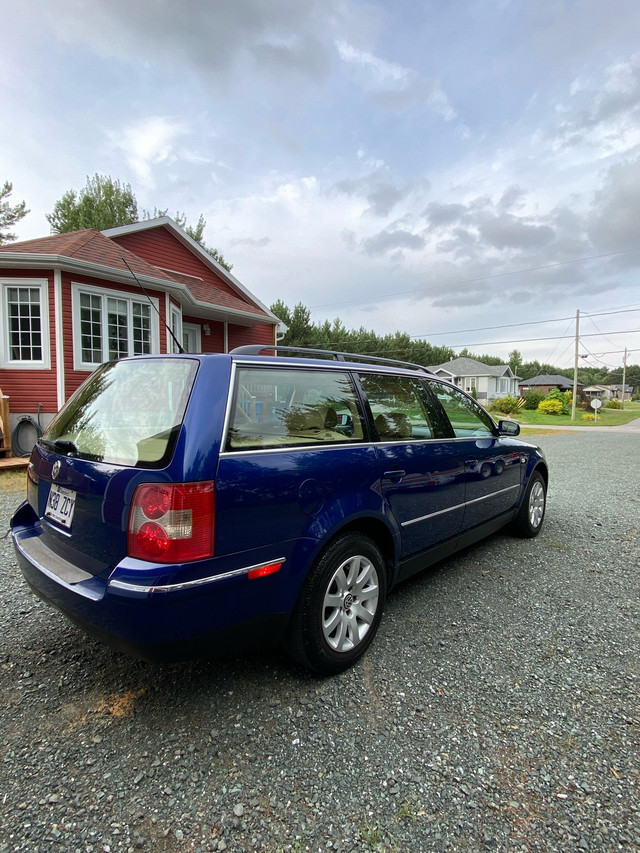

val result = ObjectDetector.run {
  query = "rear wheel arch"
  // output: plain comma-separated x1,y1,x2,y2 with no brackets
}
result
285,523,393,675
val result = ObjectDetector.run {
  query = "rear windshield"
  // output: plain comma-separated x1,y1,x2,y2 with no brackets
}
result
45,358,198,467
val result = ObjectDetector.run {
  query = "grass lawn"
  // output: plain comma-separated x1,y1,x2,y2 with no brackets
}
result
497,401,640,428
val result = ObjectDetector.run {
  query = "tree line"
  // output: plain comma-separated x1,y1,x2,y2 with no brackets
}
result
270,300,639,388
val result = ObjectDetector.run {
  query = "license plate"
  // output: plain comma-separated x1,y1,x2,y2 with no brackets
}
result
45,484,77,529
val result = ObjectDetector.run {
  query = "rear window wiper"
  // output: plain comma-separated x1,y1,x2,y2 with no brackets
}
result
38,438,79,457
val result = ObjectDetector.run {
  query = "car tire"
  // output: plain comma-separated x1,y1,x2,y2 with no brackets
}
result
512,470,546,538
286,533,387,675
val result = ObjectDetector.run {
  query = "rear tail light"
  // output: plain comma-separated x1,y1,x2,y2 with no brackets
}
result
128,482,215,563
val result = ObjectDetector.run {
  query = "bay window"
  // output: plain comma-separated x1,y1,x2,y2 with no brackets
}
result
73,284,158,369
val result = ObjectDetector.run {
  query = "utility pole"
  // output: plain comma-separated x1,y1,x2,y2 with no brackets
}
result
621,347,628,410
571,309,580,421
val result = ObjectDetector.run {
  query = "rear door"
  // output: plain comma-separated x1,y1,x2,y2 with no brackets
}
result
215,364,378,564
357,372,466,559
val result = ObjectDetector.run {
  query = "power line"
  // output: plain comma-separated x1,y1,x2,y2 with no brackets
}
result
309,247,640,310
443,328,640,349
407,305,640,340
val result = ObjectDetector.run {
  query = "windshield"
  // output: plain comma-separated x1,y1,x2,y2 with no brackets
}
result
45,358,198,467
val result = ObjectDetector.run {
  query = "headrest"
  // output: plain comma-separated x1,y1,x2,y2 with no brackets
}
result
284,406,325,432
375,412,412,439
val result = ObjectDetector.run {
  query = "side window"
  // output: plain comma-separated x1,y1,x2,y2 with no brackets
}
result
430,382,495,437
359,373,435,441
226,367,365,451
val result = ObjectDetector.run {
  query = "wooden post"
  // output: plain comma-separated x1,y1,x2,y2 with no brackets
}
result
0,388,12,456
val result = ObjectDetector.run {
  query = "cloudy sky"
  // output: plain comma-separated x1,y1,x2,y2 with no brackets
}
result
3,0,640,370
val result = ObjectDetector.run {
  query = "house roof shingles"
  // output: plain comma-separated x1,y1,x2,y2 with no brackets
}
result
0,228,270,320
429,356,515,378
520,374,577,387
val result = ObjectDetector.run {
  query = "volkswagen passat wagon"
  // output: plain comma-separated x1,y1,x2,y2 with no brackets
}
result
11,347,547,674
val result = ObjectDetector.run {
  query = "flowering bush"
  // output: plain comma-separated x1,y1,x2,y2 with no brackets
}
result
537,399,564,416
545,388,572,414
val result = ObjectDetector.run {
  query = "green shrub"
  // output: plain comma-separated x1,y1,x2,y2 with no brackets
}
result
537,399,563,416
581,413,595,422
606,398,622,409
523,391,544,410
544,388,572,414
491,395,521,415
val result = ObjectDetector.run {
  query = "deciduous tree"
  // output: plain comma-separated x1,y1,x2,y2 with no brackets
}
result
47,174,138,233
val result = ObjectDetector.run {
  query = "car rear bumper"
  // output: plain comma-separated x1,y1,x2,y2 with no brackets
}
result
11,515,296,662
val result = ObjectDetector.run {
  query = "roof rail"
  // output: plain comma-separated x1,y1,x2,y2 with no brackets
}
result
230,344,433,374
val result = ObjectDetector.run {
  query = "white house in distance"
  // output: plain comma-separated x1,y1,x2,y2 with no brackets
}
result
429,356,520,404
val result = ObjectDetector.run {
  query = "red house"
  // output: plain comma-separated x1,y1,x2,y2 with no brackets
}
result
0,217,282,443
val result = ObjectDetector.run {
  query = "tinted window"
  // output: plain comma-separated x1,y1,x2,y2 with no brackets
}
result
226,367,365,451
359,373,435,441
430,382,495,437
45,357,198,467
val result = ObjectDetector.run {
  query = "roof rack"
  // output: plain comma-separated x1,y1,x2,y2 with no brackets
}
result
230,344,434,374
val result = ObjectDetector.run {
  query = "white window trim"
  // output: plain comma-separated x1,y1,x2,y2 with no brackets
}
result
71,281,160,371
0,278,51,370
168,302,182,354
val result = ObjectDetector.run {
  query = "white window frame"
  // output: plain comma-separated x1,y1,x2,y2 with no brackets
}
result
71,282,160,371
0,278,51,369
168,303,183,354
182,323,201,353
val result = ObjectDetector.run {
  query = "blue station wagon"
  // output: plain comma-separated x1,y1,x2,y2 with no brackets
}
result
11,347,548,674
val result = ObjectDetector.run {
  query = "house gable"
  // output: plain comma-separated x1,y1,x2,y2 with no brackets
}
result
104,218,274,321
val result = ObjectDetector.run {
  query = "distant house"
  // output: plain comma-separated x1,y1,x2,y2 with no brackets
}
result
428,357,520,404
518,374,578,396
0,217,283,435
583,384,634,401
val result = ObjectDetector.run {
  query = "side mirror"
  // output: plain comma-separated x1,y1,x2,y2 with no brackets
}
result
498,419,520,437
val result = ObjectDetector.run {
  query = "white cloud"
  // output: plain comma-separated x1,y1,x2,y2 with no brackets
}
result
107,117,195,189
335,40,456,118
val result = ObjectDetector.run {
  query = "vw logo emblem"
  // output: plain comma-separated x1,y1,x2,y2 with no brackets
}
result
51,460,61,480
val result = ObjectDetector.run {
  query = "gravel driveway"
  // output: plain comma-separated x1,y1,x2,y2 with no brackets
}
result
1,432,638,853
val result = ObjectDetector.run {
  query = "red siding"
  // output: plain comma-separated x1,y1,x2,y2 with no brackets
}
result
199,322,225,354
228,323,275,350
0,269,58,414
113,228,241,300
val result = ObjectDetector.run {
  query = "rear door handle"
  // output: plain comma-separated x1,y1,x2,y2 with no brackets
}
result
383,469,406,482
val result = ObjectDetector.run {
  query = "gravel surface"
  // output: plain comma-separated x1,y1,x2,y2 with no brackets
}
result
0,432,638,853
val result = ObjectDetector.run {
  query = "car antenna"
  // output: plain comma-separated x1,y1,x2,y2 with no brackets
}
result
122,257,186,354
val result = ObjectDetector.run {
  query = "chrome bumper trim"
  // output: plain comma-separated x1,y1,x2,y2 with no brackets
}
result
109,558,287,594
